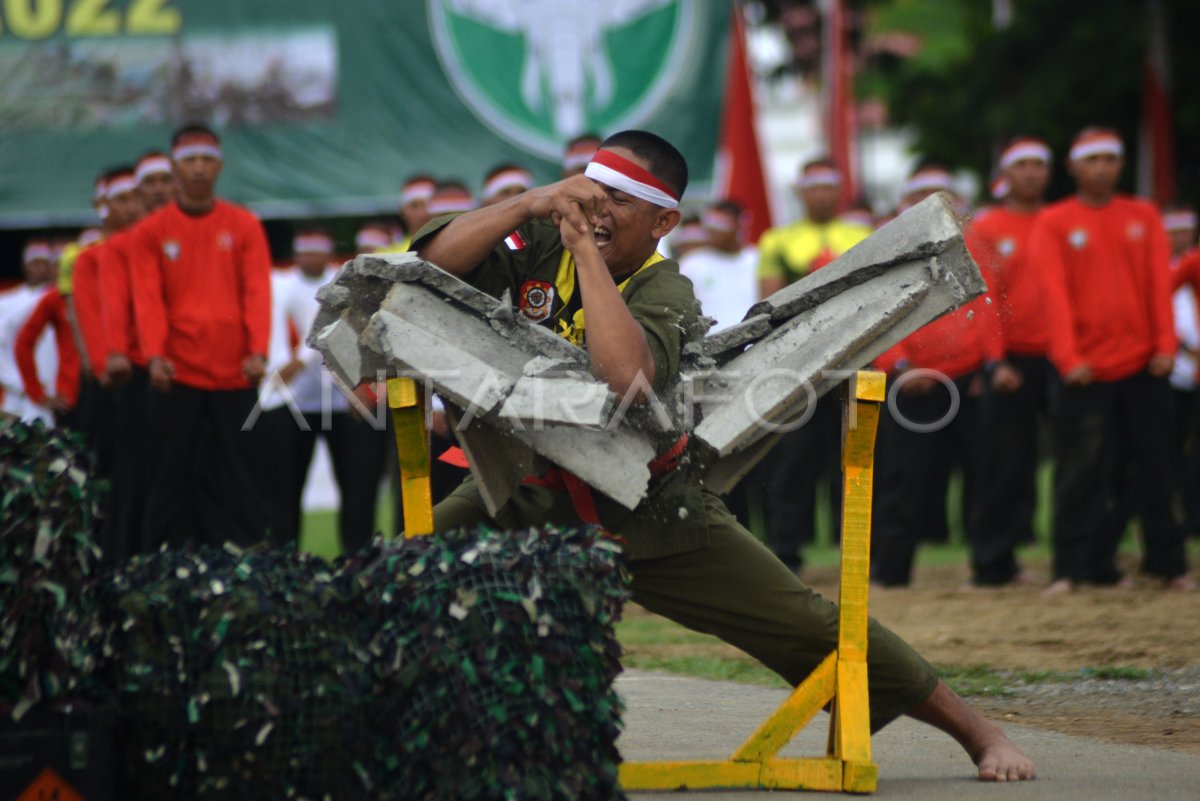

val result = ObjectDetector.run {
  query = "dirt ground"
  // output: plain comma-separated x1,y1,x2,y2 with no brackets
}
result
806,553,1200,754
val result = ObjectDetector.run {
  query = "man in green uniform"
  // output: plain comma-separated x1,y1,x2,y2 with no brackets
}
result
414,130,1035,782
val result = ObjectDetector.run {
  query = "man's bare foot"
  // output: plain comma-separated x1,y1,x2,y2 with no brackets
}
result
1040,577,1073,598
907,679,1037,782
971,728,1039,782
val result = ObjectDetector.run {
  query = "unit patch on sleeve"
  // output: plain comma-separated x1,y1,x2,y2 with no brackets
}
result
519,279,554,321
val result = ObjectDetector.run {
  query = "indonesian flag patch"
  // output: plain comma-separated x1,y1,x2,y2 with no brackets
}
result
504,230,526,251
519,280,554,322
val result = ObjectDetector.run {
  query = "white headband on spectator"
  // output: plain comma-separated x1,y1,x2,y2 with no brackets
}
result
673,223,708,246
356,229,391,251
584,149,680,209
172,143,223,161
702,209,740,233
400,181,436,205
1069,135,1123,161
483,169,533,200
903,170,953,195
797,167,842,189
999,141,1052,169
106,175,138,199
991,176,1011,200
23,243,53,263
428,193,476,214
294,234,333,254
93,181,107,202
135,156,173,183
1163,211,1198,232
563,149,596,171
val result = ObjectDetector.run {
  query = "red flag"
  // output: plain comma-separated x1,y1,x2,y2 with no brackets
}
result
823,0,860,205
1137,0,1174,205
715,4,773,244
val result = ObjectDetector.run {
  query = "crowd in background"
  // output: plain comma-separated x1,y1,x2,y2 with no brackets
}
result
0,124,1194,594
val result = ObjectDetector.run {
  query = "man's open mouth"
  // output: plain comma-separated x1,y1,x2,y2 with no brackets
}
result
594,225,612,245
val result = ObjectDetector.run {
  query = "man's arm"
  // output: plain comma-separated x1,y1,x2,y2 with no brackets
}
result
1144,217,1177,377
1030,216,1087,384
416,176,608,274
238,215,273,385
559,214,657,398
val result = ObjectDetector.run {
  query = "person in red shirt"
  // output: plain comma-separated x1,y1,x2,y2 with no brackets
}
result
870,164,1004,587
964,137,1055,586
15,282,80,427
1032,127,1190,593
130,124,272,550
95,150,177,560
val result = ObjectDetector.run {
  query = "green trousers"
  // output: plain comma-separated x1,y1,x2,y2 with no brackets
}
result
433,479,939,731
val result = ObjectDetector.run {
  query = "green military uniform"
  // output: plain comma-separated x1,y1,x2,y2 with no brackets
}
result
414,216,939,730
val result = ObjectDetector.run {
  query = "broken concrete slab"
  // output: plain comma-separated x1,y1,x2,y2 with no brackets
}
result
309,192,985,512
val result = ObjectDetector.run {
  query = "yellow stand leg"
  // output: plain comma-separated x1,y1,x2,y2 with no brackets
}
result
619,370,885,794
387,377,433,537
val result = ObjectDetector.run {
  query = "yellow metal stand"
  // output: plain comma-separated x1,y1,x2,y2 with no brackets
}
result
387,377,434,537
619,370,886,794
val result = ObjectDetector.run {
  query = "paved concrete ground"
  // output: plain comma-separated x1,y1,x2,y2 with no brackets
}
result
617,670,1200,800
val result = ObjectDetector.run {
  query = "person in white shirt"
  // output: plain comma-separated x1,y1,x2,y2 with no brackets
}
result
677,200,759,332
254,229,388,551
1164,206,1200,536
0,240,58,424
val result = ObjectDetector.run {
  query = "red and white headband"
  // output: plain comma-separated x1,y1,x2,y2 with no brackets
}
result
999,140,1051,169
428,190,476,215
563,143,599,171
903,169,953,196
400,180,437,206
135,156,173,184
990,176,1011,200
796,166,841,189
585,149,680,209
483,169,533,200
106,174,138,199
1069,133,1123,161
1163,210,1198,232
93,179,108,203
355,228,391,251
294,233,333,254
23,243,53,263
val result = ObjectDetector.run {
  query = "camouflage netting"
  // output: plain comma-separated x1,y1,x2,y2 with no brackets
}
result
2,420,631,800
0,419,107,720
96,545,376,800
346,527,629,801
99,529,629,801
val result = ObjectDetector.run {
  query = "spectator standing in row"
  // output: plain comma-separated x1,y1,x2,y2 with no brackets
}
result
965,137,1056,586
754,159,872,573
258,230,389,550
1165,206,1200,537
870,165,1002,587
1033,127,1190,593
131,124,273,550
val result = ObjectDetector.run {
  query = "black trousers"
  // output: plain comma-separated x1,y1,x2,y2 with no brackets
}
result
75,374,118,556
263,409,388,552
106,367,150,564
1174,388,1200,535
967,355,1055,584
761,387,844,571
1052,371,1187,582
871,372,979,586
141,384,269,551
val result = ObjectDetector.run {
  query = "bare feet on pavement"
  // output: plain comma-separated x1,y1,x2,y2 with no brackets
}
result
908,679,1037,782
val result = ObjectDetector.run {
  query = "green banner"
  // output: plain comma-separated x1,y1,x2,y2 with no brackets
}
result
0,0,729,227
